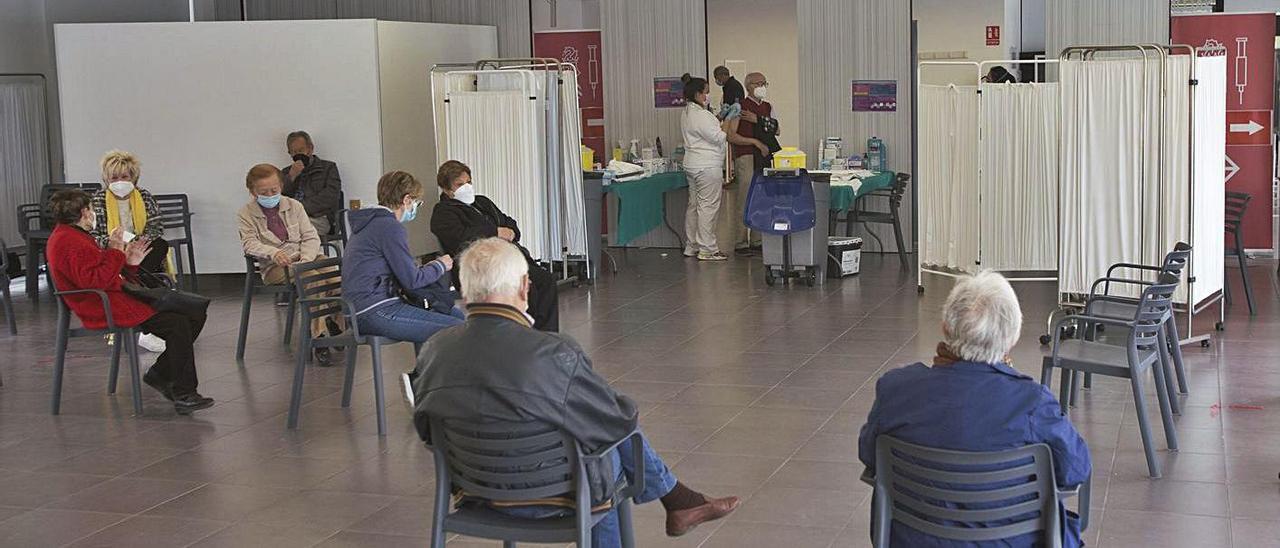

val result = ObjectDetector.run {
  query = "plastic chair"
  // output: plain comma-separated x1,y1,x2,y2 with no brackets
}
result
50,285,145,416
16,202,50,300
1224,191,1255,315
0,238,16,335
1073,242,1192,406
320,206,350,258
235,255,296,362
1042,273,1181,478
425,417,643,548
285,257,416,436
867,435,1089,548
153,193,198,291
850,173,911,268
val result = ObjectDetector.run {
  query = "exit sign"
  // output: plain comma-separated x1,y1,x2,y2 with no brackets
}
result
986,25,1001,46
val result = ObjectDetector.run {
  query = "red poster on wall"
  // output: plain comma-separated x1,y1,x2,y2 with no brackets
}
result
1172,13,1275,249
533,30,605,166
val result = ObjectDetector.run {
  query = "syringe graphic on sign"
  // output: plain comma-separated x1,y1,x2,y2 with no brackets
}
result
1234,37,1248,105
587,44,600,99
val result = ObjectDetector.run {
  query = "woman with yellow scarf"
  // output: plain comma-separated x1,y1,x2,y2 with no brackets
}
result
89,150,169,284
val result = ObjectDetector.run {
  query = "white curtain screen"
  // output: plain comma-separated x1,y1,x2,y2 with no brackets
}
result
1187,55,1226,305
1059,58,1156,296
979,82,1059,272
919,85,979,271
0,77,49,245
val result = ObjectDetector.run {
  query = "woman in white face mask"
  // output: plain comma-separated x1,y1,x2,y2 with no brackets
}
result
89,149,171,287
430,160,560,333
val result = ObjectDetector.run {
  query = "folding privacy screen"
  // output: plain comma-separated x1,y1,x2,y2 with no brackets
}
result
433,60,589,268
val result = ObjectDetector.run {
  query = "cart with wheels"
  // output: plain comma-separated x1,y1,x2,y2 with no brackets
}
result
745,169,830,287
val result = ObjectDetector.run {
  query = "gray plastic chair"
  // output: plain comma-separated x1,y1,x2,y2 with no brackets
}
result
153,193,198,291
425,417,643,548
235,255,296,362
867,435,1089,548
284,256,417,436
50,285,145,416
1223,191,1255,315
1076,242,1192,405
1042,273,1181,478
0,238,15,335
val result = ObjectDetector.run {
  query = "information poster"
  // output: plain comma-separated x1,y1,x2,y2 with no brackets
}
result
654,77,686,108
852,80,897,112
1172,13,1275,249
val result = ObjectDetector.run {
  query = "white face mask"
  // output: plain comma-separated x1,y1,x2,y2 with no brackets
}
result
108,180,135,198
453,182,476,205
752,85,768,100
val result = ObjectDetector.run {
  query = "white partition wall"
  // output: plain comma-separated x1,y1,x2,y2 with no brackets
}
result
56,20,496,273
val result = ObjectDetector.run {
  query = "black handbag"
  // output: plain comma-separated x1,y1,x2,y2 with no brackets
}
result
123,269,211,317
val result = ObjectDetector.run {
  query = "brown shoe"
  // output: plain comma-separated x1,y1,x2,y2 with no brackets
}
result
665,495,740,537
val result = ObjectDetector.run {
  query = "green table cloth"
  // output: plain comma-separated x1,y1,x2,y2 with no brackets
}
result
828,171,895,212
604,171,688,245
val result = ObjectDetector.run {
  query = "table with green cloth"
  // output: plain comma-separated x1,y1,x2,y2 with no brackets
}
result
604,171,688,246
828,170,895,212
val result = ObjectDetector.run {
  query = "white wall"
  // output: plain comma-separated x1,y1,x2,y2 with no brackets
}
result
915,0,1013,85
1021,0,1046,52
56,20,385,274
376,21,499,254
706,0,801,146
532,0,601,31
1224,0,1280,11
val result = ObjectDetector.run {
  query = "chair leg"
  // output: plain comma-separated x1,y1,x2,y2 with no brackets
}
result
1235,232,1256,315
2,287,15,335
618,499,636,548
1150,356,1179,452
108,335,122,394
284,295,296,346
1069,368,1082,407
1084,373,1092,390
340,344,357,407
891,210,908,269
186,242,198,292
50,310,70,415
124,330,144,416
1165,319,1189,394
236,275,253,362
1039,357,1054,386
1157,331,1180,416
286,331,312,429
503,542,516,548
1128,374,1162,478
370,340,387,436
1058,368,1072,414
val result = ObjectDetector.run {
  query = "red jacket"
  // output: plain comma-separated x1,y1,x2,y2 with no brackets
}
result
46,224,155,329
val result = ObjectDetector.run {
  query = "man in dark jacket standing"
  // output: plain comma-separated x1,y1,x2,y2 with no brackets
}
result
413,237,739,547
713,65,744,106
430,160,559,332
281,130,343,236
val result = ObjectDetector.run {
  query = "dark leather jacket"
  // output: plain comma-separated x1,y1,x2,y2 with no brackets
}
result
412,303,639,502
280,156,342,219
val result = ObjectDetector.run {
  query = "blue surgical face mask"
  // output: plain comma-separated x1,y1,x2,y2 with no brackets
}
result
256,194,281,209
401,200,421,223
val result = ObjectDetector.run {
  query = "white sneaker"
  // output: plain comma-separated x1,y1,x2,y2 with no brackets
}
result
400,371,416,409
137,333,167,353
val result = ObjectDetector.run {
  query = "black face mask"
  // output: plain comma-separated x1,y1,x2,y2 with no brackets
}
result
291,153,309,165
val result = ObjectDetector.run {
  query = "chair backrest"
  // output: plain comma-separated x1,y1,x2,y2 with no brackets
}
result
1159,242,1192,279
16,204,43,237
429,416,583,503
152,193,193,232
1225,191,1250,230
40,183,102,229
0,238,9,277
889,173,911,208
1129,273,1179,351
873,435,1061,546
290,256,344,323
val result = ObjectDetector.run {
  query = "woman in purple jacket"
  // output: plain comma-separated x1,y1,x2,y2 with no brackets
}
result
342,171,464,343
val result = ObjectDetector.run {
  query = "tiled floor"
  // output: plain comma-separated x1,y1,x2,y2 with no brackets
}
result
0,251,1277,547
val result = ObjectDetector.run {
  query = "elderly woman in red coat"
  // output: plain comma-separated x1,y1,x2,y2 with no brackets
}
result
44,189,213,415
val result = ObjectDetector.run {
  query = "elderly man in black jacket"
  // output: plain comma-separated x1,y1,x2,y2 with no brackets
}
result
412,237,739,546
281,130,343,236
429,160,559,332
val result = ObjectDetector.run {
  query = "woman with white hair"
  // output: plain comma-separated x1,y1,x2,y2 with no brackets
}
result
857,271,1092,547
89,150,169,280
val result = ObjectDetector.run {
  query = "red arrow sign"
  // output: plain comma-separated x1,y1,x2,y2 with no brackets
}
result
1226,110,1271,145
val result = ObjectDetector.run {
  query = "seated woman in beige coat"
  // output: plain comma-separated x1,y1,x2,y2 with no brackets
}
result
237,163,344,365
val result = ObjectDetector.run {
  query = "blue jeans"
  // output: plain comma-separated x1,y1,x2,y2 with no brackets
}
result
496,433,678,548
355,301,464,344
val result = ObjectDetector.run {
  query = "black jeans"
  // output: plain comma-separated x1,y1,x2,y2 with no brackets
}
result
527,259,559,332
139,308,206,396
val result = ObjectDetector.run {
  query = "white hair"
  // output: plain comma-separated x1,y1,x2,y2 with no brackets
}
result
458,237,528,303
942,271,1023,364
